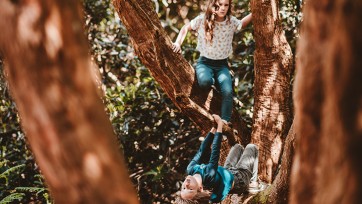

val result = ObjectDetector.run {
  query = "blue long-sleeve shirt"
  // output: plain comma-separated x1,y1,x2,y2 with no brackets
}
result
186,132,234,203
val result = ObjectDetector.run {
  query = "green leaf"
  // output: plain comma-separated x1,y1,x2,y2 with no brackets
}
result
0,193,25,204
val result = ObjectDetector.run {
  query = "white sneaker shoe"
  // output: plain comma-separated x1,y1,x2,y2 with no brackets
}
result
248,181,269,194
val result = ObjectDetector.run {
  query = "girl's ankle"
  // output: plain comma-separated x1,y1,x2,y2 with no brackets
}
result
222,119,232,127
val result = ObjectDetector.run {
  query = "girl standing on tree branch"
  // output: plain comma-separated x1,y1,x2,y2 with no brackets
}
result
172,0,252,124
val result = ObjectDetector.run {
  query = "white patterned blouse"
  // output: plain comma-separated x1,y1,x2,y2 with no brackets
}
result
190,14,243,60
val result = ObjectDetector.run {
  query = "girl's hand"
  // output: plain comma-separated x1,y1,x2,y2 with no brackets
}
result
212,114,224,133
172,42,181,53
212,114,224,126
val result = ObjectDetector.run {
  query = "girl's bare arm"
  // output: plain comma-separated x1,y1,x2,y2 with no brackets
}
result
172,23,192,53
241,13,252,28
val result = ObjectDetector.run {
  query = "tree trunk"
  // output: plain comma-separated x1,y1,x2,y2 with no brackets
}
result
0,1,138,203
250,0,294,183
291,0,362,203
112,0,251,147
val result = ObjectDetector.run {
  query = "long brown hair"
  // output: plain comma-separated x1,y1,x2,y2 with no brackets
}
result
204,0,232,43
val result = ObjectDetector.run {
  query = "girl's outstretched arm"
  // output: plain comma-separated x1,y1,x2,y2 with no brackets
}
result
241,13,252,28
172,23,192,53
206,115,224,171
186,131,214,174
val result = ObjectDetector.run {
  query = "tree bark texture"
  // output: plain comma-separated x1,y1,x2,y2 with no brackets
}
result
291,0,362,203
250,0,294,183
0,1,138,203
112,0,251,147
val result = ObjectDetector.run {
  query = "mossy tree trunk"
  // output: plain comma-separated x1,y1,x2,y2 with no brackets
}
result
0,0,138,203
291,0,362,203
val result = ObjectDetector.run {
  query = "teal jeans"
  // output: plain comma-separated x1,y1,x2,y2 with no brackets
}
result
196,56,233,122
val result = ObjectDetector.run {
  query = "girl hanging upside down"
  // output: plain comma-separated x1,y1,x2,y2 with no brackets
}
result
175,114,264,203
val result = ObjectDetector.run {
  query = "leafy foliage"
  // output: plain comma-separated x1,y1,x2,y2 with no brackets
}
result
0,193,25,204
0,131,51,203
0,59,19,134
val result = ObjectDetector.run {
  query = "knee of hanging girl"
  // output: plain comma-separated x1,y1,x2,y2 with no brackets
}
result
232,143,243,150
231,143,244,153
247,144,258,154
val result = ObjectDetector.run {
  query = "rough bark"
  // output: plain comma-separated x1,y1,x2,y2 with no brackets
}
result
290,0,362,203
250,0,294,183
0,1,138,203
112,0,251,147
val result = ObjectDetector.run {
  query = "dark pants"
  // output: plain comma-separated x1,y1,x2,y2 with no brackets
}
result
224,144,259,193
195,56,233,122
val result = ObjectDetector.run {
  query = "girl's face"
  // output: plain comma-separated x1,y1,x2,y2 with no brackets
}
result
214,0,230,21
180,175,200,199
